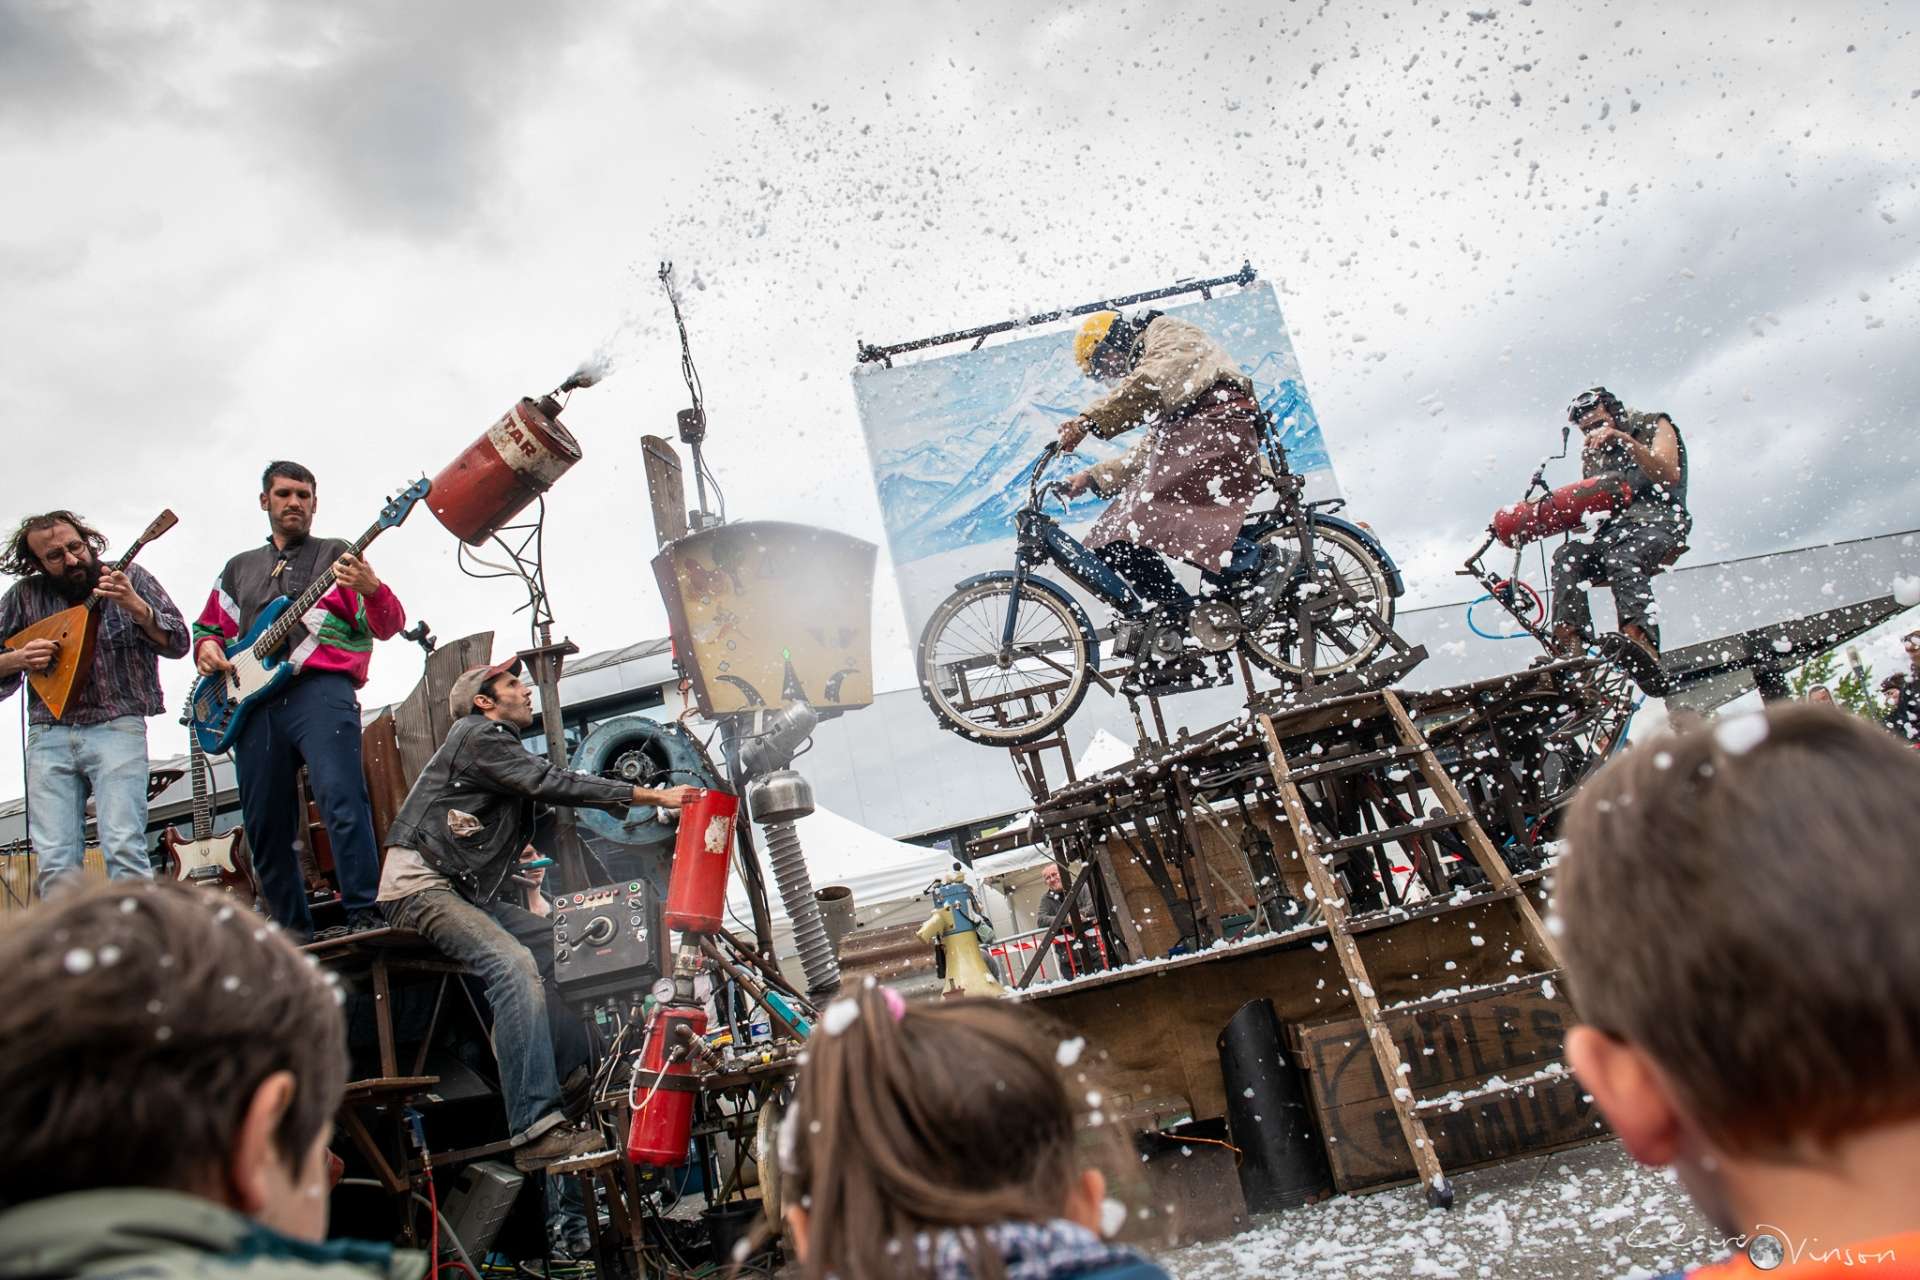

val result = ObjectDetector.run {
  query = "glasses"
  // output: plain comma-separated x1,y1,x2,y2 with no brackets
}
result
40,540,90,566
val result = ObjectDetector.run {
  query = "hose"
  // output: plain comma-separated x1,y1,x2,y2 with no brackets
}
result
761,821,841,997
1466,578,1545,640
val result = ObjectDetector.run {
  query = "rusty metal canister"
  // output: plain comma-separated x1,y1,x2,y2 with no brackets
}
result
428,396,583,544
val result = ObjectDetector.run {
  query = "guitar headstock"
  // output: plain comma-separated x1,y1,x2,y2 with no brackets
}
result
378,478,433,530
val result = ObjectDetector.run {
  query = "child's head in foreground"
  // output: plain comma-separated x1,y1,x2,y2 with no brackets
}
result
778,984,1122,1280
1559,703,1920,1240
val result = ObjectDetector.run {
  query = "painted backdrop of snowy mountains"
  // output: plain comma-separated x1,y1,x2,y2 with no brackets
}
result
853,283,1338,568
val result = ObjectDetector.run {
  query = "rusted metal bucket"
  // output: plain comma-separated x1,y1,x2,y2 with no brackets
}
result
429,395,583,544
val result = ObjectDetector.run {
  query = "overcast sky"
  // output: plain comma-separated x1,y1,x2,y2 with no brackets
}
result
2,0,1915,803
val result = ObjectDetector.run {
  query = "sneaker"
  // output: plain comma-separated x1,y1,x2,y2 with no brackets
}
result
514,1122,608,1172
547,1210,595,1262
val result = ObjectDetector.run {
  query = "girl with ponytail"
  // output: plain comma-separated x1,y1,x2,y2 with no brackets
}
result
775,983,1168,1280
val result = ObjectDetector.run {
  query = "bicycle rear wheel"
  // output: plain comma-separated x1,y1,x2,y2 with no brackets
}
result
1242,523,1397,678
917,579,1093,745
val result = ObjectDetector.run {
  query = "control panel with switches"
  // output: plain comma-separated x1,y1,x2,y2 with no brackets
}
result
551,879,662,1001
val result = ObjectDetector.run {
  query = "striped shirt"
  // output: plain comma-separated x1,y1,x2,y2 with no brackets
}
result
0,564,192,726
192,536,405,689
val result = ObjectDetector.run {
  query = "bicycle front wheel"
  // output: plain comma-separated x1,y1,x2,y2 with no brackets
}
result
917,579,1093,746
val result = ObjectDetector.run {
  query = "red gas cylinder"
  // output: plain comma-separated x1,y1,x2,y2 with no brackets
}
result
663,789,739,934
1492,476,1635,548
428,396,583,545
625,1005,709,1166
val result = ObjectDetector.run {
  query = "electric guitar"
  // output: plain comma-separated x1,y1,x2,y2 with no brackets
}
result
161,729,255,901
4,509,179,720
187,479,430,754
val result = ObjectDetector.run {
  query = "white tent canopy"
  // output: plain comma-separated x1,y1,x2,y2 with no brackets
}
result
726,803,1047,928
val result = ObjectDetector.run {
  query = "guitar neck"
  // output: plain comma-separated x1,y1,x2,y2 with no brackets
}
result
85,511,176,615
255,521,384,657
188,740,213,843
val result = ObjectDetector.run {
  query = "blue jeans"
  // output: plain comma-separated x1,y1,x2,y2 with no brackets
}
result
381,888,583,1141
232,672,381,931
26,716,155,898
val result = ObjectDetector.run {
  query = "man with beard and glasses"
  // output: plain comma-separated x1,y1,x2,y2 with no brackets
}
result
0,510,191,898
193,462,406,941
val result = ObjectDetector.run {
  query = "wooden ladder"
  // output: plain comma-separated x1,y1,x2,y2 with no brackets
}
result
1258,688,1568,1208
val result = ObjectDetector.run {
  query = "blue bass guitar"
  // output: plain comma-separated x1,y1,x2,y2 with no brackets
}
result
188,479,430,754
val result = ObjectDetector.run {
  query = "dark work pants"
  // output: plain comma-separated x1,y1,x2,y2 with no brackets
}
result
381,889,589,1139
1095,537,1263,613
1549,519,1686,642
233,672,381,932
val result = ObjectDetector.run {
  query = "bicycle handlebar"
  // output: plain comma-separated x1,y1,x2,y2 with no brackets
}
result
1027,441,1064,510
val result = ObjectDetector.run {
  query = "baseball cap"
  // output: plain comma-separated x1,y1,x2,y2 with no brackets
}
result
449,657,523,718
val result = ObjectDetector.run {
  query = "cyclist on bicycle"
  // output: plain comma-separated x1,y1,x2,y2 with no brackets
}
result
1056,310,1272,629
1547,386,1690,663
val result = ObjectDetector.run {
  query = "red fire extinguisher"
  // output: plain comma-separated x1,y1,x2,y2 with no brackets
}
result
625,1005,709,1166
663,789,739,934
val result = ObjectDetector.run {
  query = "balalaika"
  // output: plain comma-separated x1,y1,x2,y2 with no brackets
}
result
187,479,429,754
3,509,177,720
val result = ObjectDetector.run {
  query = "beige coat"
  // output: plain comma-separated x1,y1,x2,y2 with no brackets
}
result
1079,317,1264,568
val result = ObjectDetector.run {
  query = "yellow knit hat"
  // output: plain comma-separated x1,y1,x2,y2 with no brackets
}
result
1073,311,1120,376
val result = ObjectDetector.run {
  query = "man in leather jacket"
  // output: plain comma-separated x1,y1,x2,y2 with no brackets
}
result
378,657,694,1175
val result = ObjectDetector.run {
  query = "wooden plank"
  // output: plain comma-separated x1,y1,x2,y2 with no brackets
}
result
1381,969,1563,1023
1314,1068,1603,1192
1298,985,1571,1108
360,710,406,850
393,631,494,785
641,434,689,549
1088,840,1146,963
1317,813,1468,858
1287,743,1425,784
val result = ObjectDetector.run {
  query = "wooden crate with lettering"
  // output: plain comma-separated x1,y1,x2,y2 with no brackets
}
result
1296,983,1608,1192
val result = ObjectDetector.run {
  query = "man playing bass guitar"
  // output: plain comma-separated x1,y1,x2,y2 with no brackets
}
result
192,462,406,940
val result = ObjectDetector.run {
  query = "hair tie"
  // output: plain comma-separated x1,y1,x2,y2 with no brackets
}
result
881,986,907,1023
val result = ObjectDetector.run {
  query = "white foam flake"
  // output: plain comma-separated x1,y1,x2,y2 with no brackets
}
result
1714,713,1769,756
821,998,861,1036
62,948,94,974
1056,1035,1086,1067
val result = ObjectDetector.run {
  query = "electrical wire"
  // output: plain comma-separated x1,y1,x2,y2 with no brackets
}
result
428,1173,441,1280
337,1179,476,1276
660,263,727,525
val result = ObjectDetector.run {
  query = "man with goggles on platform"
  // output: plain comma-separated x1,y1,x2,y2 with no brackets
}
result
1547,386,1691,663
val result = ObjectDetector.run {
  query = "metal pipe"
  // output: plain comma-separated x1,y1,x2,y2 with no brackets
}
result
697,938,801,1040
856,262,1256,364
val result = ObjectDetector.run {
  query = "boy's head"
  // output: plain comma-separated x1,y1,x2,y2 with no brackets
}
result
0,882,348,1240
1559,705,1920,1232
